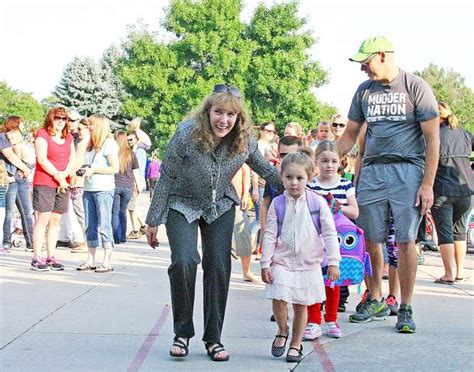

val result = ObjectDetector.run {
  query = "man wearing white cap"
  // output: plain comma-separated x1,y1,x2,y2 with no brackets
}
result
337,36,439,333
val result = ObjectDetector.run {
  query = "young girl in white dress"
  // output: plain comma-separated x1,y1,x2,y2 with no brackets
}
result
260,152,340,363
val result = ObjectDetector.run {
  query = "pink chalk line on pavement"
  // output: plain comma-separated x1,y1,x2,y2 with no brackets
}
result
311,338,336,372
128,304,171,372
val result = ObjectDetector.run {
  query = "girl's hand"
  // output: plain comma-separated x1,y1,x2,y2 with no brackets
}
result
333,200,343,213
261,268,273,284
146,226,160,249
327,265,340,282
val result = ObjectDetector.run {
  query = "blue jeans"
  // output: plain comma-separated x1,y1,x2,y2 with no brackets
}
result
112,187,132,244
83,190,114,249
3,180,34,248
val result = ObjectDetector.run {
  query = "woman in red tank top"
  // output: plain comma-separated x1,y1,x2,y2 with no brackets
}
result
30,107,76,272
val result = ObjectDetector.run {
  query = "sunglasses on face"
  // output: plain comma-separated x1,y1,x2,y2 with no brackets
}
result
54,116,67,122
279,152,289,159
332,123,346,128
212,84,241,98
360,53,378,67
127,139,135,142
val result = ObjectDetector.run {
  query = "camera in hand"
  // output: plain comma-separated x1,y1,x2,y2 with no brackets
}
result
76,164,91,177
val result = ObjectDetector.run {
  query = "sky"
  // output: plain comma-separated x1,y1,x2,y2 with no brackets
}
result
1,0,473,116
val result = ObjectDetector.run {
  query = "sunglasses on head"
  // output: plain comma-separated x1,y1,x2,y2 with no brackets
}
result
332,123,346,128
212,84,241,98
54,116,67,122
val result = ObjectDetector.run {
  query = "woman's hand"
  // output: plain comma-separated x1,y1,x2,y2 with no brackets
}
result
146,226,160,249
327,265,340,282
261,268,273,284
84,167,95,178
53,171,67,182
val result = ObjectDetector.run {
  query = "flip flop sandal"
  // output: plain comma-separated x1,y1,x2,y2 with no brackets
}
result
169,336,189,358
95,265,114,273
271,334,288,357
455,277,469,282
434,278,454,285
76,263,97,271
205,342,229,362
286,345,303,363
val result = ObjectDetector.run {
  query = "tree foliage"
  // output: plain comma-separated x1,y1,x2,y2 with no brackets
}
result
53,52,126,121
415,64,474,133
117,0,335,151
0,81,46,125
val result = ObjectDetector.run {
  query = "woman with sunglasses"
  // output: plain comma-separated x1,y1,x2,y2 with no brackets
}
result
330,114,348,141
145,84,283,362
31,107,75,271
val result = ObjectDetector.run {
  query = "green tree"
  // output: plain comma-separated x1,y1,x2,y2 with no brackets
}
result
54,54,125,120
117,0,334,150
415,64,474,133
245,2,333,132
0,81,46,125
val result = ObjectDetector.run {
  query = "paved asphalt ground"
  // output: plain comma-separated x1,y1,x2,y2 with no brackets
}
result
1,194,473,371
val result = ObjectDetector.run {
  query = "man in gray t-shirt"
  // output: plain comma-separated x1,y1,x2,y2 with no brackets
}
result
338,36,439,333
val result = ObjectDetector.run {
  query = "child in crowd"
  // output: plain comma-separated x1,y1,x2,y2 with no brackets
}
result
305,140,359,339
310,122,331,150
261,152,340,363
5,129,35,181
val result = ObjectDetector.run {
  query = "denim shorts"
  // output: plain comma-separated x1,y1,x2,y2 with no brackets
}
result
357,163,423,243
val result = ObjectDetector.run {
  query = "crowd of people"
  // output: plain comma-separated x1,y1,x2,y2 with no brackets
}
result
0,109,160,274
1,35,472,364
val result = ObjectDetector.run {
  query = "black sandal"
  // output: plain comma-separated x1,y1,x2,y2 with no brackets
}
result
286,345,303,363
271,334,288,357
169,336,189,358
205,342,229,362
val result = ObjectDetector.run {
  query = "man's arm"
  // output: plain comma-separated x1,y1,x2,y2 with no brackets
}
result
416,117,440,215
337,119,363,156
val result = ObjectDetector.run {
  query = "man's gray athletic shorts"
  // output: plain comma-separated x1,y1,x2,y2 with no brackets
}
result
356,162,423,244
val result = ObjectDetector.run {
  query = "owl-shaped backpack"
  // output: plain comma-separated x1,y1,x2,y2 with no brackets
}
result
323,211,372,286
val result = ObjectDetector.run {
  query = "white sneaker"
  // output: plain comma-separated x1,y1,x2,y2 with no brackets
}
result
326,322,342,338
303,322,322,340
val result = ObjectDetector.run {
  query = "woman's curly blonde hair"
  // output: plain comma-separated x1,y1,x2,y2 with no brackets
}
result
190,92,252,158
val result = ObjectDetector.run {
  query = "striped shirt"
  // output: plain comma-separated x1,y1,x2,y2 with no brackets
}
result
307,177,355,205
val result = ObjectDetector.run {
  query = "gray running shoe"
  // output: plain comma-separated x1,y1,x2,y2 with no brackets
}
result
349,298,390,323
396,304,416,333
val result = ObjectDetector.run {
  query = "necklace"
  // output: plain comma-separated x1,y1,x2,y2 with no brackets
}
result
210,147,225,219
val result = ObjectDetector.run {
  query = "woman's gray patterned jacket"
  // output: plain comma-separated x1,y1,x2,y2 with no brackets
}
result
145,119,283,226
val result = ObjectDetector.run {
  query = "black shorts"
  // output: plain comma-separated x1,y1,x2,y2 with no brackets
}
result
33,185,69,214
431,195,472,245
